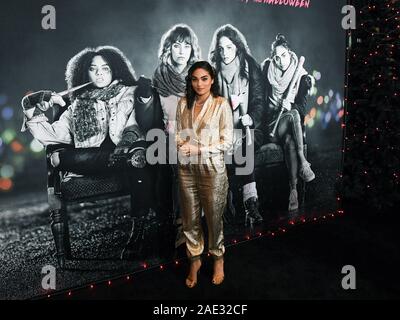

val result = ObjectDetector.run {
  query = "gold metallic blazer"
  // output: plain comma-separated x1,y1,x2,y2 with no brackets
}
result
175,95,234,172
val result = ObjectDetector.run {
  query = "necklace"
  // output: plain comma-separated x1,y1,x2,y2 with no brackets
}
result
195,100,206,107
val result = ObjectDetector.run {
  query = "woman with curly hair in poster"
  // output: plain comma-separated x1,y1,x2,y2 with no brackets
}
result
21,45,164,259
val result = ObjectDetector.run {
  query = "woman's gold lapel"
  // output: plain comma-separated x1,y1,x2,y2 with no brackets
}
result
193,95,216,135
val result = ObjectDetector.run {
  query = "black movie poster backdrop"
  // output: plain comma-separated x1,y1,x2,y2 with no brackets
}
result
0,0,346,299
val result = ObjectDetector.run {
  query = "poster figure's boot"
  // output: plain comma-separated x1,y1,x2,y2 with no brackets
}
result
244,197,263,227
174,217,186,249
143,209,164,259
288,189,299,212
223,189,236,224
299,162,315,182
155,210,175,260
120,211,148,260
227,189,236,220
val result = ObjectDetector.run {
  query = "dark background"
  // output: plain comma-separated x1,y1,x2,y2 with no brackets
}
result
0,0,398,302
0,0,345,88
0,0,345,196
0,0,348,299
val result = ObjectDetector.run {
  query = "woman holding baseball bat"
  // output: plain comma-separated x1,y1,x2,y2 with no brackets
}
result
209,24,265,225
261,34,315,212
21,45,165,259
21,45,159,171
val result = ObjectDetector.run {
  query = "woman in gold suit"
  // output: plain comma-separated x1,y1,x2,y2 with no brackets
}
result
175,61,233,288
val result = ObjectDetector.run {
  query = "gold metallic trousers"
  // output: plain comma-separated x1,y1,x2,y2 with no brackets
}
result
178,163,228,259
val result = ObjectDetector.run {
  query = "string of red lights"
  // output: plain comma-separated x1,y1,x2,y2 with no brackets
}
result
43,209,345,299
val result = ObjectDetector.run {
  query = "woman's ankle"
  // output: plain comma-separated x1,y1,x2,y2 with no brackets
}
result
189,256,202,271
212,258,225,284
213,257,224,270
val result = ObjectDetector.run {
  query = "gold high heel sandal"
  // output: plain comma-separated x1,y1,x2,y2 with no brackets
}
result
212,257,225,285
288,189,299,212
186,258,201,288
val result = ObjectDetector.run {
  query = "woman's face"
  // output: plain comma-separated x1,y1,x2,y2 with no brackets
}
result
273,45,291,71
88,55,113,88
171,40,192,67
218,36,237,65
191,68,214,97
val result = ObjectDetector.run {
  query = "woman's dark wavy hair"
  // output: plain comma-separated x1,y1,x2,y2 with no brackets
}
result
65,45,137,100
208,24,254,80
185,61,220,110
270,33,291,58
158,23,201,66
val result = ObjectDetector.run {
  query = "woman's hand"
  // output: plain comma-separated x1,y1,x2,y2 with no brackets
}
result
36,93,66,112
50,93,66,107
136,76,153,98
240,114,253,127
179,143,200,157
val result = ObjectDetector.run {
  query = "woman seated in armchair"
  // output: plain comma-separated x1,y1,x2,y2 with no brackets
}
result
21,45,165,259
261,34,315,212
